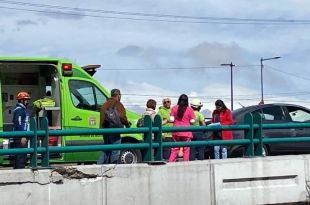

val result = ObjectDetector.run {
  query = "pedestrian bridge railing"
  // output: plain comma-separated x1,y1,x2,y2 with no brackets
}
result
1,113,310,169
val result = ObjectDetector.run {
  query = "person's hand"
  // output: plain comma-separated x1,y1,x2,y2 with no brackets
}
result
21,137,28,146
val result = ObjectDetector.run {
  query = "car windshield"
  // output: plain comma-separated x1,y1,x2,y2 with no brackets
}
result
232,105,285,123
287,106,310,122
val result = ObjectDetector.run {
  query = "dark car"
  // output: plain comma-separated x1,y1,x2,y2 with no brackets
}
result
229,103,310,157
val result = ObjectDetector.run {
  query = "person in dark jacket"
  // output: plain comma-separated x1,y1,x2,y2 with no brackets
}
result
97,89,131,164
13,91,31,169
212,99,233,159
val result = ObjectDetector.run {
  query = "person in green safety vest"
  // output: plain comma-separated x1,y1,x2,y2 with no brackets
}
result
189,98,206,161
158,97,173,160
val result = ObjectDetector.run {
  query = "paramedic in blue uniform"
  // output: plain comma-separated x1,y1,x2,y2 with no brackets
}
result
12,91,31,169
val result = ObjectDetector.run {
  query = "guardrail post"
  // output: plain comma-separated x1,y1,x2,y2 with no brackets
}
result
41,117,50,167
30,117,38,169
253,113,263,156
244,113,254,157
153,115,163,161
143,115,153,162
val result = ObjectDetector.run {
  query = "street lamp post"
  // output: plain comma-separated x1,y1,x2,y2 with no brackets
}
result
260,56,281,104
221,62,235,110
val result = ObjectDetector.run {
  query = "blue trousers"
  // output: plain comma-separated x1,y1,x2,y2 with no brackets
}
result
97,134,121,164
190,132,206,160
13,138,28,169
163,137,173,160
214,146,227,159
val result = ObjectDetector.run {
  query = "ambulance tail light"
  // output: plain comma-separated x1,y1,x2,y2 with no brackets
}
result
48,136,60,147
48,135,62,158
62,63,73,76
48,126,61,147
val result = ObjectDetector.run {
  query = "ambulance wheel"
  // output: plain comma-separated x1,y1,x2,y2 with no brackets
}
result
119,149,142,164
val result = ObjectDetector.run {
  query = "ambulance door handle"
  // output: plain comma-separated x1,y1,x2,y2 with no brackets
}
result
71,116,82,121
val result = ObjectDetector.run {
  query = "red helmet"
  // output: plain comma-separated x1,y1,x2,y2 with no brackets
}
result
16,92,31,100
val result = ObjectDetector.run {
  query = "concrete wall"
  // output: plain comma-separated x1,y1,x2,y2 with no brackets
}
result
0,155,309,205
213,156,306,205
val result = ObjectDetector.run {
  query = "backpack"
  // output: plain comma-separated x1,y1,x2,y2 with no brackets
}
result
136,117,144,127
104,104,123,128
137,110,157,127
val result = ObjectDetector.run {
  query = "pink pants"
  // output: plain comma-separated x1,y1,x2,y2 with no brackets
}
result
169,136,191,162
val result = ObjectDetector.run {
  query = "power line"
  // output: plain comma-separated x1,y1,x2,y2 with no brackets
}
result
122,91,310,99
0,5,280,25
100,65,259,71
123,98,310,107
1,0,310,25
0,5,271,25
0,0,308,23
264,99,310,103
265,65,310,81
122,92,310,107
103,66,222,71
1,0,308,23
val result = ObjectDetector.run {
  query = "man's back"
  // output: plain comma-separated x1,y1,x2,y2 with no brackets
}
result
100,98,130,128
97,88,130,164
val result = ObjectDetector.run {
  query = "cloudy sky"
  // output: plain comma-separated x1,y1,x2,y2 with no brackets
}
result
1,0,310,116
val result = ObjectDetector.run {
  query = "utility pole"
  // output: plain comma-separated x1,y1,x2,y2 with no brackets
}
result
221,62,235,111
260,56,281,104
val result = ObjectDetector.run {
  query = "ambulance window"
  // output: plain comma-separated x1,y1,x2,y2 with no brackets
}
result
69,80,107,111
95,87,107,108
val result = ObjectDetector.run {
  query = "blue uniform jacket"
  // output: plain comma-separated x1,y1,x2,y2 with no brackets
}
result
12,103,29,131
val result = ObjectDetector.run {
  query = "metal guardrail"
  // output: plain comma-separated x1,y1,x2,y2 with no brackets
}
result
2,113,310,169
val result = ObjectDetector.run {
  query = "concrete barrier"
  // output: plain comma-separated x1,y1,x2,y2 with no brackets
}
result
213,156,306,205
0,155,309,205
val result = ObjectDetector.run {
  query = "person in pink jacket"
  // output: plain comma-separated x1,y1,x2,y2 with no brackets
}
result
169,94,195,162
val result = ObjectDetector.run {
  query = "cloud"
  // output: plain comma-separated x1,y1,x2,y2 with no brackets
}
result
140,47,180,67
117,45,143,57
116,45,179,66
97,79,183,113
101,74,310,116
263,66,292,91
187,42,247,66
16,20,37,26
201,83,260,110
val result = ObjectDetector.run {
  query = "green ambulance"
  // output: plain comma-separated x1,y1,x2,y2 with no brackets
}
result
0,57,143,165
